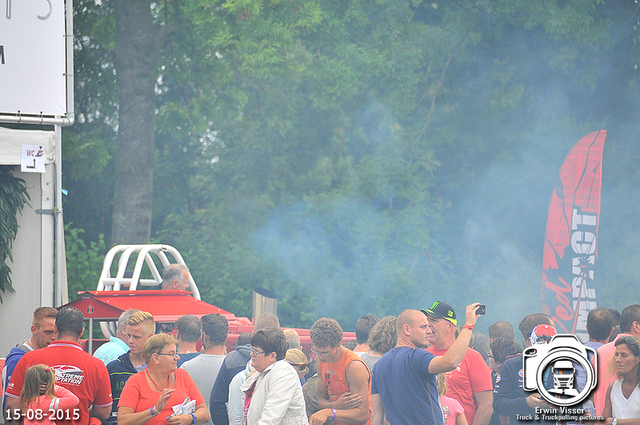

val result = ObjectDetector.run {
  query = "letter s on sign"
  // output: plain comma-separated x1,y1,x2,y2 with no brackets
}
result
38,0,51,20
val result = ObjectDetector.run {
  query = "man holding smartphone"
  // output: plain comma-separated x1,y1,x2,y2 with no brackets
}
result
423,302,494,425
371,304,482,425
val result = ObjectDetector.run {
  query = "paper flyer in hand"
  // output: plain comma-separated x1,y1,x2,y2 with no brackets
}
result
167,397,196,418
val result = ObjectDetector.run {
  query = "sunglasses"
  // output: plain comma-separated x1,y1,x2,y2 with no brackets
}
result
617,336,640,356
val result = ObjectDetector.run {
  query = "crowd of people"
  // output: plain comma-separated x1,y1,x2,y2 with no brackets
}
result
2,268,640,425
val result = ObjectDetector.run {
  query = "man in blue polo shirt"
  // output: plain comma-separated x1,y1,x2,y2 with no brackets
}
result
371,304,481,425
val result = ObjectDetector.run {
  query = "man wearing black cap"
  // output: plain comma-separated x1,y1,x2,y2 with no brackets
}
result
424,301,494,425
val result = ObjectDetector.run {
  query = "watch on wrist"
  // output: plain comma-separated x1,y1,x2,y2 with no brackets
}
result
190,413,197,425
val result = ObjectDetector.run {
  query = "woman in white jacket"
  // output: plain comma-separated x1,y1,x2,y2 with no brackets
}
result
240,329,308,425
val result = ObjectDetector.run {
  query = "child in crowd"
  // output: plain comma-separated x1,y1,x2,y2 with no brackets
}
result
20,364,79,425
438,373,468,425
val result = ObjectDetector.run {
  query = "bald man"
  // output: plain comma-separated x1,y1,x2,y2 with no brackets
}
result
371,304,482,425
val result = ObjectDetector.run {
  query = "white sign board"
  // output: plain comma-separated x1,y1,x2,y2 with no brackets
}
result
21,144,46,172
0,0,67,116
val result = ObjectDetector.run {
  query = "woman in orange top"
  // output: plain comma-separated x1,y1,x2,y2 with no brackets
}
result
118,334,209,425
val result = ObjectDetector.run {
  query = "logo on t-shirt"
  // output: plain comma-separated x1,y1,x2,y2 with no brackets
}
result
53,365,85,385
442,405,450,423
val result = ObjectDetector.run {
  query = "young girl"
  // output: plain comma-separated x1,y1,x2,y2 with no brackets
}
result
20,364,79,425
438,373,468,425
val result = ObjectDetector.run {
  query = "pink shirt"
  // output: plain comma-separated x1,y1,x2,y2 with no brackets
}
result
593,334,628,416
23,385,80,425
441,395,465,425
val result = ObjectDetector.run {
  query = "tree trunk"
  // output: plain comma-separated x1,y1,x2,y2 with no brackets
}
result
111,0,164,244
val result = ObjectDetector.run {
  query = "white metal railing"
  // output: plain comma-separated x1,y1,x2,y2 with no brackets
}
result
95,244,200,337
96,244,200,298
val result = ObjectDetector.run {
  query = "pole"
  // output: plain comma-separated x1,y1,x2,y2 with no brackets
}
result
88,317,94,354
55,124,64,307
54,0,75,306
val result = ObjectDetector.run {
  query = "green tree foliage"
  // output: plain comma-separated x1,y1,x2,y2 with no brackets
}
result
62,0,118,244
65,0,639,329
64,223,108,298
155,0,463,327
0,167,30,302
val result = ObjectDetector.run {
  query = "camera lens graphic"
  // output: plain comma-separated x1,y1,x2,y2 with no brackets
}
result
533,348,595,406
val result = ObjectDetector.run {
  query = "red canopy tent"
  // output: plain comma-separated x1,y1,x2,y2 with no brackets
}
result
61,290,252,352
65,290,247,322
61,290,354,358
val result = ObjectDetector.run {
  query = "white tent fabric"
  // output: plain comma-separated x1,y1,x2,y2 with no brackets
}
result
0,126,56,165
0,126,60,360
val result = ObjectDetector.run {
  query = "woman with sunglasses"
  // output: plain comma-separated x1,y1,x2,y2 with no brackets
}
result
118,333,210,425
603,336,640,424
240,328,307,425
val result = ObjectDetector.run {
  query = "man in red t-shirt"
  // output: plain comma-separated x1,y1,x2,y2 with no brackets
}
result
423,301,493,425
5,307,113,425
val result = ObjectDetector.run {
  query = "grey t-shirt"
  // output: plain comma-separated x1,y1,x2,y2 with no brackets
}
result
180,353,226,425
360,351,382,372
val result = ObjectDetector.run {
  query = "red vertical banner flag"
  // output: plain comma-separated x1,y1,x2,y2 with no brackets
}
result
542,130,606,341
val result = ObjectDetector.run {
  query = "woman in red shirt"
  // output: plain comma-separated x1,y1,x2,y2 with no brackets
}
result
118,334,209,425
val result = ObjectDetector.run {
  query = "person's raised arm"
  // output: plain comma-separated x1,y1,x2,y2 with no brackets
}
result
54,385,80,409
429,303,480,375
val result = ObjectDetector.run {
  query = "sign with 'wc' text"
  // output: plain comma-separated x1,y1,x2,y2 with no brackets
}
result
0,0,67,116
